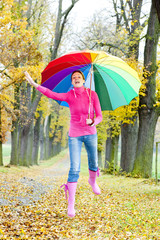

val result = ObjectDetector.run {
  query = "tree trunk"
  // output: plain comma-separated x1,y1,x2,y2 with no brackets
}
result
98,150,103,168
45,115,51,159
10,123,18,165
133,1,160,177
105,134,119,172
49,135,54,158
27,123,34,165
10,84,20,165
119,0,144,175
53,142,61,156
114,135,119,171
56,142,61,154
19,127,30,166
53,143,57,156
18,90,41,166
32,113,41,165
40,120,45,160
121,117,138,172
153,0,160,23
134,110,158,177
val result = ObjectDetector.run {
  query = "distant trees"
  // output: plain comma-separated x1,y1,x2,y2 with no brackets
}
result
0,0,78,166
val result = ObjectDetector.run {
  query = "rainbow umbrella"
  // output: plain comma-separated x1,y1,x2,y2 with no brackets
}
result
41,50,141,111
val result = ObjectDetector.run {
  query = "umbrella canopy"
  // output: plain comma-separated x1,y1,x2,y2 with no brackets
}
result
41,50,141,111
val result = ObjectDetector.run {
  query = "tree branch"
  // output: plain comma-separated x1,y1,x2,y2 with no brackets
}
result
0,63,13,73
120,0,130,34
98,42,126,54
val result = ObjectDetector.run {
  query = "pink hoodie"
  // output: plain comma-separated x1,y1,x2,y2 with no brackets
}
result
37,85,102,137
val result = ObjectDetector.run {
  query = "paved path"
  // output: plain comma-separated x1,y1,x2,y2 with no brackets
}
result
43,154,69,178
0,155,70,206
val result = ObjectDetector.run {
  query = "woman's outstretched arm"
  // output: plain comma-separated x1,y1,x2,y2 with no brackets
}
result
24,71,69,102
24,71,39,88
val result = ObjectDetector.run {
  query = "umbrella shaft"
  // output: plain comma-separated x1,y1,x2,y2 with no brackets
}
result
88,65,93,119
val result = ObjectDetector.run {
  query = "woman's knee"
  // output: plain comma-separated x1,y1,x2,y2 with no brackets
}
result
68,171,80,182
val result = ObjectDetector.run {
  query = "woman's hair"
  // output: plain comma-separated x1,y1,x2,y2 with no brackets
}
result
71,70,85,80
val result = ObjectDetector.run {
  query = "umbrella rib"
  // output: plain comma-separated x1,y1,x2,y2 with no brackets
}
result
96,64,140,93
93,53,139,81
43,52,91,73
65,52,91,67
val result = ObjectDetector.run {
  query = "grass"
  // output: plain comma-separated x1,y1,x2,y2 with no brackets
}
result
39,148,68,168
0,145,68,175
1,143,160,178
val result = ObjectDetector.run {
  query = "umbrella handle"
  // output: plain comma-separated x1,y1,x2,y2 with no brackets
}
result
88,64,93,119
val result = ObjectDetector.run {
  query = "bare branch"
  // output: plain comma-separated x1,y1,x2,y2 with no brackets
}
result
127,0,132,11
98,42,126,54
120,0,130,33
62,0,79,16
0,63,13,73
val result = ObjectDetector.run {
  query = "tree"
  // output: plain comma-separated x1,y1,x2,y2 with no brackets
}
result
109,0,149,173
133,0,160,177
43,0,79,160
51,0,79,60
0,0,44,166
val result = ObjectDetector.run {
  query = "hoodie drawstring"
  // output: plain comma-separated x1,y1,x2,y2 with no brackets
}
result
60,184,68,200
97,168,100,177
73,88,77,98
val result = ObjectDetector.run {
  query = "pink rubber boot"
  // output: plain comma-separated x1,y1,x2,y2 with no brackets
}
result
88,168,101,195
61,182,77,217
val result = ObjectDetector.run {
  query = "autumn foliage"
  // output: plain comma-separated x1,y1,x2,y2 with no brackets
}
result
0,155,159,239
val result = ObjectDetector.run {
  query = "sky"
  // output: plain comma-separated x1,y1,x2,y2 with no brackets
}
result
67,0,113,31
60,0,114,53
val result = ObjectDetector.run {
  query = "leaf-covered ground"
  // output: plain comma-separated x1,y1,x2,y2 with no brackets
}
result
0,157,159,239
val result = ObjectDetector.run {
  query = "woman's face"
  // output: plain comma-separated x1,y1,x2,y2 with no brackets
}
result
71,72,85,88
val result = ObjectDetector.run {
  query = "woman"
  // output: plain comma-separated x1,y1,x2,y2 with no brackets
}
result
25,70,102,217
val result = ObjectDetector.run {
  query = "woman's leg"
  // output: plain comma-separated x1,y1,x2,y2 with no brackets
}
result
83,134,98,171
84,134,101,195
67,136,82,217
68,136,82,182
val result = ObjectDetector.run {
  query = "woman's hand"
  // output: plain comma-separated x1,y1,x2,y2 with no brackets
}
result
86,119,94,126
24,71,39,88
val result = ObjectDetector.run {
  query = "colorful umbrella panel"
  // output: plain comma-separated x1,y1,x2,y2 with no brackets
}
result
41,50,141,111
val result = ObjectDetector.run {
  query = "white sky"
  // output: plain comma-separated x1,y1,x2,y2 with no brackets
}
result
67,0,113,31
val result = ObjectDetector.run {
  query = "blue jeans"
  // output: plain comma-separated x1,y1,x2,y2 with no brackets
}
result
68,134,98,182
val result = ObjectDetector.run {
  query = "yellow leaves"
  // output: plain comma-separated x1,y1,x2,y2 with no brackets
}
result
0,163,159,239
0,229,4,235
131,19,138,26
0,0,43,70
20,228,25,234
